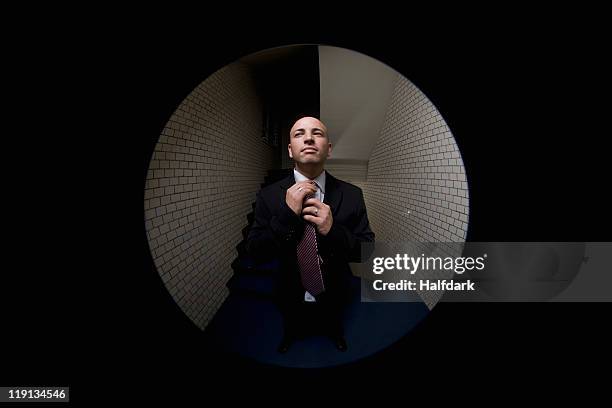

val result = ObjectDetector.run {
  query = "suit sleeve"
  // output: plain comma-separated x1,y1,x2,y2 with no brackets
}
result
318,188,375,263
246,189,305,261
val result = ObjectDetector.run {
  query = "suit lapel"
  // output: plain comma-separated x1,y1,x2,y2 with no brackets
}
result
323,171,343,216
278,173,296,203
279,173,296,190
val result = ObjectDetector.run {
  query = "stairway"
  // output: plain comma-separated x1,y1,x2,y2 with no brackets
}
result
207,168,432,368
226,168,293,299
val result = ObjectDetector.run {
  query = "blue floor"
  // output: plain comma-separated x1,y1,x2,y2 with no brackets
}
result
204,277,430,368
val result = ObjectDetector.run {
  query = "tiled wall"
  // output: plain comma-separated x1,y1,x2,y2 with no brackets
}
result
144,63,275,330
361,74,470,307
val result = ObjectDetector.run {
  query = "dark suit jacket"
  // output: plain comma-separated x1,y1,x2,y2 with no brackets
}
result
246,170,375,300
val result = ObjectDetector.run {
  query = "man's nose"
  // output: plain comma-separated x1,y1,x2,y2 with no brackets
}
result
304,132,315,143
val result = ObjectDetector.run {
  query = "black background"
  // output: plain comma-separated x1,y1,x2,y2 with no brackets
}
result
3,12,611,401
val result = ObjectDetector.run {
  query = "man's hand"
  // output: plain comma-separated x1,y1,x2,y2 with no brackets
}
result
302,198,333,236
286,181,318,216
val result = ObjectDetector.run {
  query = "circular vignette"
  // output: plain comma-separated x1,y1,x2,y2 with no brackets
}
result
143,44,470,368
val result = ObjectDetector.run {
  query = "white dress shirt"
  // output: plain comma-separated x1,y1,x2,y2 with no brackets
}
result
293,168,326,302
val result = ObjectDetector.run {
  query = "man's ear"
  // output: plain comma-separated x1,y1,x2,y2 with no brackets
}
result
288,144,293,159
327,143,333,158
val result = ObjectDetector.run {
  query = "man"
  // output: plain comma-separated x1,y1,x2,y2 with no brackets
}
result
247,116,375,353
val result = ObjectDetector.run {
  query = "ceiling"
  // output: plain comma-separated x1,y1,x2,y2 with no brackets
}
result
319,46,399,161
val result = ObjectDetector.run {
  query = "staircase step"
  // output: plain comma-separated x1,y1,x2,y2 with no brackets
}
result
231,257,280,274
268,168,292,175
226,273,275,299
265,174,291,182
236,241,248,256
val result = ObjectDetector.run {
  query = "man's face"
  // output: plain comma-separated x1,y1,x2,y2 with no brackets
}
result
288,117,332,165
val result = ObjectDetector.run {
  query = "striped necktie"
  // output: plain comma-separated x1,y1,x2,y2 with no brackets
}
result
296,192,325,296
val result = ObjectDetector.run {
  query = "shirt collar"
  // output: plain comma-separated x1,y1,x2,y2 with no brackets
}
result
293,168,326,194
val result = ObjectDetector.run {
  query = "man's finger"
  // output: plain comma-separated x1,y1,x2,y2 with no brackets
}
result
299,190,317,199
294,182,309,190
303,198,323,207
301,206,318,215
302,215,319,223
295,182,315,189
294,185,315,195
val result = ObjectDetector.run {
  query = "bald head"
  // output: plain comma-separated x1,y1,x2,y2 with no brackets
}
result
288,116,332,166
290,116,328,138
